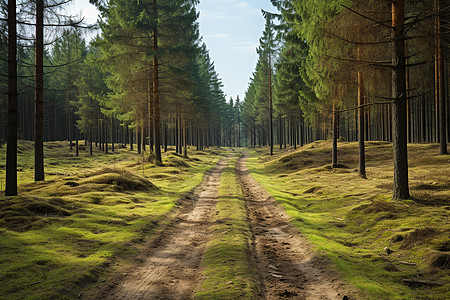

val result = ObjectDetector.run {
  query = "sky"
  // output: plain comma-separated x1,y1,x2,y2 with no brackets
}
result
70,0,275,101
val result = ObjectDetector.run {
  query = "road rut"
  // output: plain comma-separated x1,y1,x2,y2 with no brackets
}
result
96,159,227,300
237,153,351,300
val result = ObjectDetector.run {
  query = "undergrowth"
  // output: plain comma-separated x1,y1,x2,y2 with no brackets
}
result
246,141,449,300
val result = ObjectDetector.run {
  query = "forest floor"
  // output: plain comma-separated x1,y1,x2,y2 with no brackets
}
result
246,141,449,299
0,140,448,299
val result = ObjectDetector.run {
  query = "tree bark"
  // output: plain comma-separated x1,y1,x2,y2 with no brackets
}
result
183,119,187,157
105,122,108,154
437,0,447,154
89,126,93,156
111,117,114,152
434,0,440,144
269,55,273,156
153,0,162,163
6,0,18,196
35,0,45,181
332,104,338,168
138,125,142,154
358,46,366,178
75,127,79,156
392,0,410,199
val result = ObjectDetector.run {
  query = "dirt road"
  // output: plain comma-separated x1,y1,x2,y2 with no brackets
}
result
238,153,350,299
96,158,228,299
94,153,351,299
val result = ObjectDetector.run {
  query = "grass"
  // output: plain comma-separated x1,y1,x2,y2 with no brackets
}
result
195,154,261,300
245,141,449,300
0,141,221,300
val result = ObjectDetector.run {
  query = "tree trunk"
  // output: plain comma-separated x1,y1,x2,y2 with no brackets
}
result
164,122,168,152
75,127,79,156
111,117,114,152
34,0,45,181
437,0,447,154
183,119,187,157
153,0,162,163
105,122,109,154
137,126,141,154
269,55,273,155
6,0,18,196
148,67,154,153
434,0,440,144
392,0,410,199
130,127,134,151
89,126,93,156
332,104,338,168
358,46,366,178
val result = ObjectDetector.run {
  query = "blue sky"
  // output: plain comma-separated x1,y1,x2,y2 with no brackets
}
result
71,0,275,101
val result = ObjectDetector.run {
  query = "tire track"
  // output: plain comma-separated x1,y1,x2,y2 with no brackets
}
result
237,153,352,300
96,158,228,300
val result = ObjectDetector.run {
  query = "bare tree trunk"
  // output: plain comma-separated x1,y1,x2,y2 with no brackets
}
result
434,0,440,144
392,0,410,199
130,127,134,151
147,67,154,153
153,0,162,163
164,122,168,152
111,117,114,152
238,111,241,148
6,0,18,196
332,103,338,168
437,0,447,154
35,0,45,181
75,127,79,156
358,46,366,178
137,125,141,154
183,119,187,157
105,122,108,154
406,43,411,143
269,55,273,155
89,126,93,156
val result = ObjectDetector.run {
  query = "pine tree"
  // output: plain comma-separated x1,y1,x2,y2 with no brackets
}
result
6,0,17,195
391,0,409,199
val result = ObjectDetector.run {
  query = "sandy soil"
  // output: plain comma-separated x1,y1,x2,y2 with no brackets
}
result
95,159,228,300
237,153,352,300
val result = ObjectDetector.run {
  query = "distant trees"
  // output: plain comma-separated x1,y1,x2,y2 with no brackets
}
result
1,0,447,200
92,0,231,159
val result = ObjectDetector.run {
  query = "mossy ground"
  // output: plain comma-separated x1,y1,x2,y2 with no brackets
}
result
0,141,220,299
246,141,449,300
195,154,261,299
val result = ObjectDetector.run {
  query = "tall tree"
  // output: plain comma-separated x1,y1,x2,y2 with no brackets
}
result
357,45,366,178
152,0,162,163
6,0,17,195
436,0,447,155
34,0,44,181
391,0,409,199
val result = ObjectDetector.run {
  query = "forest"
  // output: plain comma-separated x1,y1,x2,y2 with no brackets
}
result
0,0,448,299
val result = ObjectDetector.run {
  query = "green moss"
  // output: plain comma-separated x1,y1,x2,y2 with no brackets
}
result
246,142,449,300
195,155,261,299
0,141,222,299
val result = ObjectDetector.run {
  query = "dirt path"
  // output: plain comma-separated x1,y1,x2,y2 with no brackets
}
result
94,153,353,299
237,153,351,300
96,158,228,300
